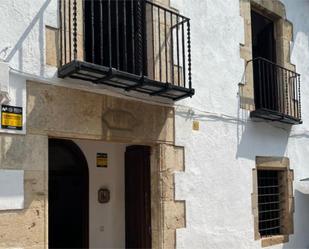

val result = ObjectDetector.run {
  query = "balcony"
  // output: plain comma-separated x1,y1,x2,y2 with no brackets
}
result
58,0,194,101
250,57,302,125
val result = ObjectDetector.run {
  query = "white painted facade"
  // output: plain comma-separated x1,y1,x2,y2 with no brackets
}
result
173,0,309,248
0,0,308,248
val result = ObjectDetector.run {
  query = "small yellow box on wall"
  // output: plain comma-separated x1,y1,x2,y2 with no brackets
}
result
192,120,200,131
97,153,108,168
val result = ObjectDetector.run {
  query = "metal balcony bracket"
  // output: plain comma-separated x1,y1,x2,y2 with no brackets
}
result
94,69,114,84
125,76,146,91
250,108,302,125
150,83,172,96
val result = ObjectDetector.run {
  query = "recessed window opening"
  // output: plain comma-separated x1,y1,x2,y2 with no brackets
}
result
251,10,280,112
251,10,276,62
84,0,147,75
258,170,283,237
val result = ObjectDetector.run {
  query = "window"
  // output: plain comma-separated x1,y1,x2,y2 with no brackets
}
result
257,170,282,237
253,156,294,247
239,1,302,124
251,10,276,63
250,9,301,124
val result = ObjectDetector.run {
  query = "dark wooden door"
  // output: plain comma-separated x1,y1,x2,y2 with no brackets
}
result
125,145,152,249
48,139,89,249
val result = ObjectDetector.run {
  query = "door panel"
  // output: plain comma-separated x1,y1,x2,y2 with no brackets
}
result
48,139,89,249
125,145,151,249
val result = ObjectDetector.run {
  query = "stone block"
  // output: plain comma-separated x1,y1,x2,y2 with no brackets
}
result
261,235,288,247
161,170,174,201
160,145,184,171
256,156,290,169
151,228,162,249
46,26,59,67
27,81,174,143
240,0,251,19
0,207,45,248
163,228,175,249
251,193,258,216
0,134,47,171
251,0,286,18
27,82,103,139
240,46,253,61
102,96,174,144
24,170,46,210
163,201,185,230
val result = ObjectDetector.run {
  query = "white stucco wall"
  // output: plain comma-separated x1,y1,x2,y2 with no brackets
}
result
0,0,308,248
74,140,126,249
172,0,309,249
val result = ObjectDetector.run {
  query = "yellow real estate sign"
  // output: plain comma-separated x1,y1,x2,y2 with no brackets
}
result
97,153,108,168
1,105,23,130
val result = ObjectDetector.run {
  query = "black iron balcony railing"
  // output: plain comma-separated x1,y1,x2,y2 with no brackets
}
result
250,57,301,124
58,0,194,101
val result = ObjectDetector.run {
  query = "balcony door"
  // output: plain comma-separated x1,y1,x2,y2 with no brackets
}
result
84,0,147,76
251,11,276,62
251,10,279,112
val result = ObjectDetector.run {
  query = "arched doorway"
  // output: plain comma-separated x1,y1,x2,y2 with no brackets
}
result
48,139,89,249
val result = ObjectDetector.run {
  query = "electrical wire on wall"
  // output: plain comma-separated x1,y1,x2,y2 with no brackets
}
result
2,47,306,139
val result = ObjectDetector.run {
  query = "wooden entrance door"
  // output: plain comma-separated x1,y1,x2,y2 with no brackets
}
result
125,145,152,249
48,139,89,249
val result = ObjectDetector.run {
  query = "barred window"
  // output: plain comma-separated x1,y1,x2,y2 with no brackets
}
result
253,157,294,247
257,170,282,237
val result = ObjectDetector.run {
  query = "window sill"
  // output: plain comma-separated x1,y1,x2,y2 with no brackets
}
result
261,235,289,247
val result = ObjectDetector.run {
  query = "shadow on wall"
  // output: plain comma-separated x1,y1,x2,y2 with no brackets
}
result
236,118,291,160
236,83,291,160
283,190,309,249
4,0,51,76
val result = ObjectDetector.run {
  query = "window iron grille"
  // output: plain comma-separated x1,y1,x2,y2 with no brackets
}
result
257,170,283,237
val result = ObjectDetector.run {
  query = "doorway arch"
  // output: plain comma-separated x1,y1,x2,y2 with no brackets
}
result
48,139,89,249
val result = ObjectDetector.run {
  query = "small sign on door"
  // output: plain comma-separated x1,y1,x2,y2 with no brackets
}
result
97,153,108,168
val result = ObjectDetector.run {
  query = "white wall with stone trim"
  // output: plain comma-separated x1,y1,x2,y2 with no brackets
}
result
172,0,309,248
0,0,308,248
